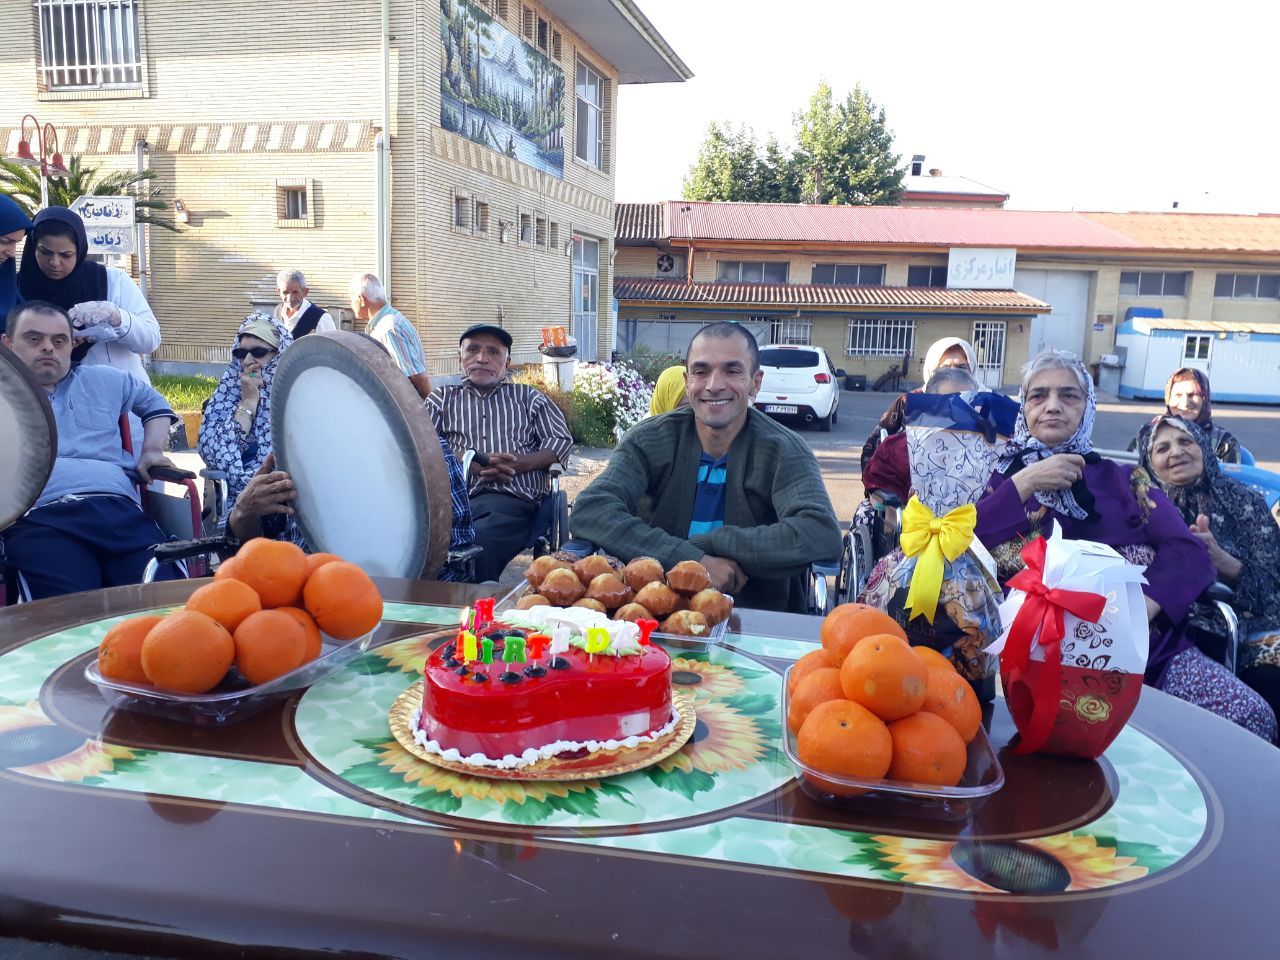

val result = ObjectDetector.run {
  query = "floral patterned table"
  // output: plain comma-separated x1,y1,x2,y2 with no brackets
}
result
1,578,1274,959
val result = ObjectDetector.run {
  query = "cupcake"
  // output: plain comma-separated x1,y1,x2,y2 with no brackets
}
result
539,568,586,606
667,560,712,596
622,556,666,593
525,555,572,591
633,581,680,618
660,610,710,638
688,588,733,626
573,554,615,585
586,573,633,610
515,593,550,610
573,598,607,614
613,603,654,622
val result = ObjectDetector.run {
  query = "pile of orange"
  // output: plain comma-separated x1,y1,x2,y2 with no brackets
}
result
788,603,981,791
97,539,383,694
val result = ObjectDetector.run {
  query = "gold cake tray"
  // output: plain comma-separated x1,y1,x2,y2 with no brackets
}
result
388,684,696,782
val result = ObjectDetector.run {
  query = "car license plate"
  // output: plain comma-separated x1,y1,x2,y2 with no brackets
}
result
765,404,798,414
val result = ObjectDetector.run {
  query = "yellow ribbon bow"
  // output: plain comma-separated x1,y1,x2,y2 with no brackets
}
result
899,496,977,623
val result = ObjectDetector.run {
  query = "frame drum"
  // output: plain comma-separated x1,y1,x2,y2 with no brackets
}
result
0,343,56,532
270,332,451,579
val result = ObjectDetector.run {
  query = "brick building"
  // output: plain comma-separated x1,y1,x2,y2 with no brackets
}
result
0,0,689,372
615,201,1280,390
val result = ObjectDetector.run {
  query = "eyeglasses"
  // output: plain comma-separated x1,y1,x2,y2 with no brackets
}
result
232,346,275,360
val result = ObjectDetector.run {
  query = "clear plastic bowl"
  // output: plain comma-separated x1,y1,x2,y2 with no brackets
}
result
84,629,377,726
493,582,731,647
782,664,1005,821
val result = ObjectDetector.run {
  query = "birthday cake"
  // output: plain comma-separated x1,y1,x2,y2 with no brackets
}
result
414,603,677,770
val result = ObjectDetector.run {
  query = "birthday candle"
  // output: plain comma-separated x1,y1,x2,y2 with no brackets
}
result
585,627,610,655
503,636,527,663
475,597,496,633
527,633,550,661
549,625,571,656
636,618,658,646
462,632,478,663
480,638,494,664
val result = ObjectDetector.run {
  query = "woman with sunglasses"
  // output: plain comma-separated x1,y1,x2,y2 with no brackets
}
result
197,313,293,517
17,206,160,381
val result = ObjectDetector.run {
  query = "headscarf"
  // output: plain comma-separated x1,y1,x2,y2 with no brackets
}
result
1138,416,1226,527
197,312,293,511
1164,367,1214,427
996,353,1099,520
18,206,109,312
649,364,687,416
922,337,977,383
0,195,33,316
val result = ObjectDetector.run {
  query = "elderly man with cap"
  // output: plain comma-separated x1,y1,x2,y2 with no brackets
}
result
426,323,573,582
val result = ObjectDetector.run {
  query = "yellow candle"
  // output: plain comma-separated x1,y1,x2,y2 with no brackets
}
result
462,632,478,663
585,627,610,654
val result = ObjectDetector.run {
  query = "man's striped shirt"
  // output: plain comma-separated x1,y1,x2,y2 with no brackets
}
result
366,304,427,377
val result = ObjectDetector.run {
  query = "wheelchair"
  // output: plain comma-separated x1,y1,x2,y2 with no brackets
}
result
452,453,569,582
832,491,902,607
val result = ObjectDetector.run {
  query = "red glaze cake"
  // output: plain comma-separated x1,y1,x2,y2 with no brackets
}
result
415,628,675,769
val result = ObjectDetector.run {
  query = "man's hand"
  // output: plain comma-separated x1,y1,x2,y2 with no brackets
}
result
1191,514,1243,584
702,555,747,595
135,450,177,483
477,451,521,483
1012,454,1085,503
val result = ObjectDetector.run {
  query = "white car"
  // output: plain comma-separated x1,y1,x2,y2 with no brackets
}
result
754,345,842,431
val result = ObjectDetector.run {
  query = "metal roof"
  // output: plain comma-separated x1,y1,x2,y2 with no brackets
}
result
540,0,692,83
615,202,665,242
614,277,1051,314
1129,318,1280,335
1081,212,1280,254
902,174,1008,199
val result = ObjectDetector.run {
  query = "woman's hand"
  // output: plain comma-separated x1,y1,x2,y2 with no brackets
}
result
1012,454,1085,503
239,370,262,405
1191,514,1243,585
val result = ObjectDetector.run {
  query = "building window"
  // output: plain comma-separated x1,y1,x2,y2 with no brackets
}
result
535,214,548,247
36,0,144,90
770,317,812,345
453,193,469,230
575,60,605,170
658,313,676,321
473,199,490,235
907,265,948,287
549,221,560,251
1215,273,1280,299
1183,334,1211,362
1119,271,1188,297
275,178,315,228
519,211,533,244
812,264,885,285
551,29,562,60
846,318,915,357
716,260,789,283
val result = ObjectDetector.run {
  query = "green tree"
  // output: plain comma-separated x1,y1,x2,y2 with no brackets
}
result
681,122,773,202
756,135,800,204
0,156,180,230
793,81,903,206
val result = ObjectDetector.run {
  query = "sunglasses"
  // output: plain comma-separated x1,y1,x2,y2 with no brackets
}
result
232,346,275,360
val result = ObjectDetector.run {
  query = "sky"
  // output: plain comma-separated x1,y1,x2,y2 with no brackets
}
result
616,0,1280,214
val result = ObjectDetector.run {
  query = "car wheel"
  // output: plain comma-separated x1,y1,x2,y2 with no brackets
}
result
817,411,832,432
831,404,838,426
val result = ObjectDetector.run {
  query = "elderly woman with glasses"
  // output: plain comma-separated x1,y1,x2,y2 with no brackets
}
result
197,313,293,517
976,349,1276,741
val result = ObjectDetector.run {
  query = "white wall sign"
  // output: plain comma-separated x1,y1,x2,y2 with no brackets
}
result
70,195,137,255
948,247,1016,289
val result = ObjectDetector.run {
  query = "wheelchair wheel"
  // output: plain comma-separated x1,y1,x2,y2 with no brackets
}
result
848,523,876,602
553,493,570,552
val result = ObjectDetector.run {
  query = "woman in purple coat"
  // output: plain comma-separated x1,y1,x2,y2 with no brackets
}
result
976,349,1276,741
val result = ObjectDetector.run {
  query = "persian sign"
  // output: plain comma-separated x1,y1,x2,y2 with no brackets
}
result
947,247,1016,289
439,0,565,178
70,195,137,255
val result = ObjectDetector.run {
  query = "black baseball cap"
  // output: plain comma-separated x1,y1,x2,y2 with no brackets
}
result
459,323,512,349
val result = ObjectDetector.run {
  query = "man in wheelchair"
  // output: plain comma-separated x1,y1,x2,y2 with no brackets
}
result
1,301,181,600
572,322,840,613
426,324,573,582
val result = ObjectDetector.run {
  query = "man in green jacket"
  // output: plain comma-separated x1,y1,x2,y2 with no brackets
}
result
571,322,841,613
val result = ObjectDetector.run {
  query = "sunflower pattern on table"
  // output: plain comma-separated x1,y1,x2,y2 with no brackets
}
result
0,698,154,784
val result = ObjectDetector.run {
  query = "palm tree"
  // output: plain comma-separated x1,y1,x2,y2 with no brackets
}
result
0,156,180,231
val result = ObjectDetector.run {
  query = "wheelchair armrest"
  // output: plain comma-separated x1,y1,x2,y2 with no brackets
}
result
200,468,228,481
152,536,233,564
126,465,198,485
447,544,484,564
549,462,565,478
1202,581,1235,604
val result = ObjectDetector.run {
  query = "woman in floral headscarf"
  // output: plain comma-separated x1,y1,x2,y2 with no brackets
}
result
1132,367,1240,464
1140,414,1280,724
197,313,293,517
975,349,1275,741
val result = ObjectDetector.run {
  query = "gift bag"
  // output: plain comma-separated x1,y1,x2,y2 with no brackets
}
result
988,523,1149,759
862,391,1019,694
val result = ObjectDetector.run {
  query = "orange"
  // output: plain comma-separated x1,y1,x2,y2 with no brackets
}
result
277,606,324,662
185,578,262,633
234,538,310,608
787,667,845,734
912,645,956,674
304,552,343,577
820,603,907,666
796,698,892,782
886,711,968,787
787,648,835,696
98,615,164,685
233,610,308,685
140,611,235,694
303,561,383,640
213,555,243,582
919,667,982,744
839,633,928,721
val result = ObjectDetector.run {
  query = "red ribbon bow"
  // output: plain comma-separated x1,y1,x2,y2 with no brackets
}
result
1003,536,1106,754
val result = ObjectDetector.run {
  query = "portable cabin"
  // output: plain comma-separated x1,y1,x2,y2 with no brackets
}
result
1115,316,1280,403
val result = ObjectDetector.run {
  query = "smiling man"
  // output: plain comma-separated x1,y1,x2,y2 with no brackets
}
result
426,323,573,582
1,300,180,600
572,322,840,612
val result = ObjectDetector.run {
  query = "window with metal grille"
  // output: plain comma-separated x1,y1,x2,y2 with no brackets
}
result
37,0,143,90
768,317,811,345
846,318,915,357
811,264,884,285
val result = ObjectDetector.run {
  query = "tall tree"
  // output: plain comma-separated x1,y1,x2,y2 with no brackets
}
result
681,123,771,203
793,81,903,206
756,136,800,204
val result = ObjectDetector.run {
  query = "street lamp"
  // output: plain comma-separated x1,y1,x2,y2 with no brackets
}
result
9,114,70,210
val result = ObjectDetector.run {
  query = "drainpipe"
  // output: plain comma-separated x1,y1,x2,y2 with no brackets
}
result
134,138,149,299
377,0,391,292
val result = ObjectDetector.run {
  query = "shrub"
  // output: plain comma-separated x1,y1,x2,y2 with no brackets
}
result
510,361,653,448
618,345,684,386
